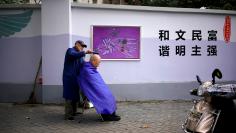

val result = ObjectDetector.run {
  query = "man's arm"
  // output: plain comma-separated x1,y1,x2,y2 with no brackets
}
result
67,48,86,59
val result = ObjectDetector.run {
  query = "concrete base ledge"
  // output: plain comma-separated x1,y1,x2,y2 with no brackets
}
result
0,83,42,103
1,81,236,103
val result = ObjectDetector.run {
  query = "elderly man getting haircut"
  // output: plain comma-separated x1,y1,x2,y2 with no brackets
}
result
77,54,121,121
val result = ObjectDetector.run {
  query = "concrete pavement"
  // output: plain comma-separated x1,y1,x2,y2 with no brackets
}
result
0,100,193,133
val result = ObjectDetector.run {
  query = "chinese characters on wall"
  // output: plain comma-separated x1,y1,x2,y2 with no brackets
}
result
158,29,218,57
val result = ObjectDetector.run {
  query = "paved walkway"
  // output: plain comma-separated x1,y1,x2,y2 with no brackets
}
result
0,100,193,133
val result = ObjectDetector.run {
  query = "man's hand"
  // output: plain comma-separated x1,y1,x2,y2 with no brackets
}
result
85,49,93,54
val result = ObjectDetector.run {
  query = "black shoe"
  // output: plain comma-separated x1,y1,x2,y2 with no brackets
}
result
110,115,121,121
65,116,74,120
111,112,121,120
101,114,121,121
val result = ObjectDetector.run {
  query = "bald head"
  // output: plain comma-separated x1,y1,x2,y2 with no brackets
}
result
90,54,101,68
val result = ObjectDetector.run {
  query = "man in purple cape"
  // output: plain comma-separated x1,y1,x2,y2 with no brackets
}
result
78,54,120,121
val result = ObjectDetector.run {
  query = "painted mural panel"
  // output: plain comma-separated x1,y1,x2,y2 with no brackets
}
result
0,10,33,38
92,26,140,60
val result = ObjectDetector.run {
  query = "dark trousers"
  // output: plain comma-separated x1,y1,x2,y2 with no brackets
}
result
64,99,77,119
64,91,87,119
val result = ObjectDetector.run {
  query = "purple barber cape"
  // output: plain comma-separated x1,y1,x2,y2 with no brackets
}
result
78,62,117,114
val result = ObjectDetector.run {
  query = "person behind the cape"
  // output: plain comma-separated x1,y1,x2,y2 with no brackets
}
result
62,40,92,120
78,54,121,121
